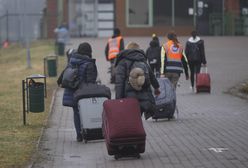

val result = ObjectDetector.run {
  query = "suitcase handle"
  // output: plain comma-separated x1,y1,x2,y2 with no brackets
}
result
200,66,208,73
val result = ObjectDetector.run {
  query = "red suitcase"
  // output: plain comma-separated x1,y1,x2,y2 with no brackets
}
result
196,67,211,93
102,98,146,159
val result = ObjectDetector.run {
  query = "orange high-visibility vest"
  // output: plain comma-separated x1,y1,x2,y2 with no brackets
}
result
164,40,183,60
108,36,122,60
161,40,184,74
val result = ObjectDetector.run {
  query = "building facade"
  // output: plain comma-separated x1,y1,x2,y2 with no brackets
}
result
45,0,248,38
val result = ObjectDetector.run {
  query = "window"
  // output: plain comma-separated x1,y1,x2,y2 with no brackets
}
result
126,0,152,27
153,0,172,26
175,0,194,26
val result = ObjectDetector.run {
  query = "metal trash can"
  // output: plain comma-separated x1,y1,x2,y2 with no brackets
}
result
28,80,44,113
44,56,57,77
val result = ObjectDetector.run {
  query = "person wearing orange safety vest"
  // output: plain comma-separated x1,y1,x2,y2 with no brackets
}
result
105,28,124,83
160,32,189,89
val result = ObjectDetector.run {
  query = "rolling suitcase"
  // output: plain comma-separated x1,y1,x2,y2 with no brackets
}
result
78,97,108,143
152,78,177,120
102,98,146,159
196,67,211,93
74,83,111,143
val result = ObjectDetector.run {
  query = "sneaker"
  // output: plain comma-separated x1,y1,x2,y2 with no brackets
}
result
76,134,83,142
190,86,195,92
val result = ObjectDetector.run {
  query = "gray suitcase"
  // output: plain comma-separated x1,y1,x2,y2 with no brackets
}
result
152,78,177,120
78,97,108,143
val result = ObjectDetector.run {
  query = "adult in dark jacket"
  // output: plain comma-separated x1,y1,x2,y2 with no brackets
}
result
146,38,161,76
115,42,160,119
60,42,97,142
185,30,207,91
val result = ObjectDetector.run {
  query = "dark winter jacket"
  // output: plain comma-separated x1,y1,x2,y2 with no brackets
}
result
62,53,97,107
115,49,159,113
185,36,207,64
146,39,161,68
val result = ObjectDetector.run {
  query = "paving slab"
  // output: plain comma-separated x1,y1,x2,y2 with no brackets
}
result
32,37,248,168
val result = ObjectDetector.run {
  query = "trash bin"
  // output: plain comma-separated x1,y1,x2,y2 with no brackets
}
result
44,56,57,77
28,80,44,113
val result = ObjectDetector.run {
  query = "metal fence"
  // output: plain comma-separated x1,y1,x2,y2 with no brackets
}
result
0,12,43,44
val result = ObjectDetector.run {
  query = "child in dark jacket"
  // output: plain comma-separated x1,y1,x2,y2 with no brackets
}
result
146,37,161,77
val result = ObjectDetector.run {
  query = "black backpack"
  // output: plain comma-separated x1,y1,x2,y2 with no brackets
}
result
61,62,89,89
147,47,160,65
188,42,200,62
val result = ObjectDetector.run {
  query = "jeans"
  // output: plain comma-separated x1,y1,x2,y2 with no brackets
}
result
72,106,81,136
165,72,180,90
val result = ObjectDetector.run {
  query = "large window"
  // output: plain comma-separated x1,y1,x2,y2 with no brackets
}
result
154,0,172,26
175,0,194,26
126,0,195,27
126,0,152,27
154,0,194,26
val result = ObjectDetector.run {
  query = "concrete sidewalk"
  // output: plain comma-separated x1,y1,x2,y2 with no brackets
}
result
32,37,248,168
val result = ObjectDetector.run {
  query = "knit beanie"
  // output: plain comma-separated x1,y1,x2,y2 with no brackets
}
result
78,42,92,57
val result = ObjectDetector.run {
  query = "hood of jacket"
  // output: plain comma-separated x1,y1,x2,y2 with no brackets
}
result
149,39,159,48
69,53,95,65
188,36,201,43
115,49,146,66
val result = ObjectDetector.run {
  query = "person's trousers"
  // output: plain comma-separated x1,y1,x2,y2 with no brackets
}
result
110,59,116,83
188,61,201,87
72,106,81,136
150,64,160,77
165,72,180,90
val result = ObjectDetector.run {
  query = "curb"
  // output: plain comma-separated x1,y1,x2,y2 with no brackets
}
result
26,87,59,168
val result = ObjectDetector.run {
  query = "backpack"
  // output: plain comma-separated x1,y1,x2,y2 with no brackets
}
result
188,42,200,62
147,47,160,65
61,62,88,89
128,61,151,91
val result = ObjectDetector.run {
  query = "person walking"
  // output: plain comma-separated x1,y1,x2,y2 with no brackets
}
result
146,34,161,77
160,32,189,89
58,42,98,142
115,42,160,120
54,23,69,56
185,30,207,91
105,28,124,83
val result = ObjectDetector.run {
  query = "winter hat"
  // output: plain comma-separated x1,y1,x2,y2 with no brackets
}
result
78,42,92,57
113,28,121,36
129,67,145,91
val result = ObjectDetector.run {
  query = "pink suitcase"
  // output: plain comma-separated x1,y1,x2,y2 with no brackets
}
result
102,98,146,159
196,67,211,93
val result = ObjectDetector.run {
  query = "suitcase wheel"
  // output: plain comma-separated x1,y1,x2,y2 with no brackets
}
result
114,153,140,160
